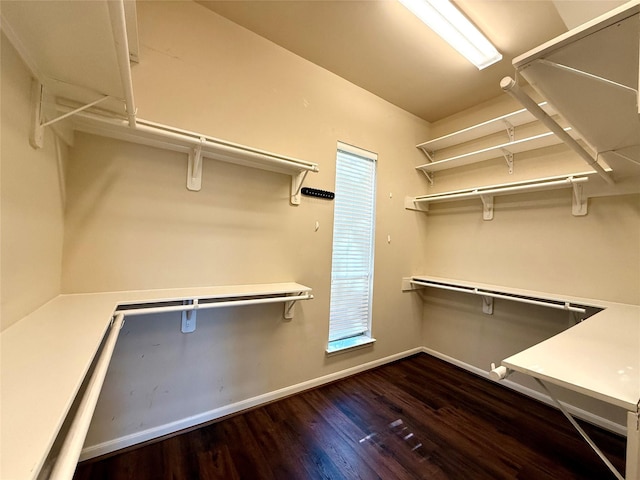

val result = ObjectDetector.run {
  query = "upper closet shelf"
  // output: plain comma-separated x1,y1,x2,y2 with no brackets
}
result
416,128,568,173
510,0,640,179
0,0,318,205
417,102,555,155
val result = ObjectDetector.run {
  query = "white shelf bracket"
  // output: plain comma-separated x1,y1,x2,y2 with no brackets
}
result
290,170,309,205
181,299,197,333
571,180,588,216
30,80,112,149
421,169,434,185
187,138,205,192
284,292,312,319
404,196,429,212
482,295,494,314
503,119,515,142
418,147,435,163
500,148,514,174
479,194,494,220
30,80,45,149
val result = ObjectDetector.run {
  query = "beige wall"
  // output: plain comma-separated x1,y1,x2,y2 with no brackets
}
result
73,1,428,452
3,0,637,456
1,35,67,331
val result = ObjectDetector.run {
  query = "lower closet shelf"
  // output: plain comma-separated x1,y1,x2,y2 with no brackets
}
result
0,282,313,480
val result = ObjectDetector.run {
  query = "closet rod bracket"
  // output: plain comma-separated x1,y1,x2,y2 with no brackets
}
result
291,170,309,205
571,179,588,216
187,138,205,192
479,194,494,220
181,299,197,333
481,295,494,314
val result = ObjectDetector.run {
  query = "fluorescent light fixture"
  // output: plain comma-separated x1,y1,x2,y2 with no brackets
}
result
398,0,502,70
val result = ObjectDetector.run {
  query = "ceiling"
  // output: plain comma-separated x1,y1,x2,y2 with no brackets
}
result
196,0,626,123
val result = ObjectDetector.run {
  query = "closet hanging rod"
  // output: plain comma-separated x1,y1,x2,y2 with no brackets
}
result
60,106,319,173
500,77,615,186
410,279,587,313
413,176,588,203
116,292,314,317
48,314,125,480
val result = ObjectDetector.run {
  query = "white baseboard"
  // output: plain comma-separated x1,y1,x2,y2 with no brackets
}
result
81,345,626,461
420,346,627,437
80,347,424,461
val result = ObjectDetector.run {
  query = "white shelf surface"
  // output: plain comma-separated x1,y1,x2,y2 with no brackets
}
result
0,283,311,480
417,103,555,153
503,303,640,412
408,275,640,411
416,130,567,173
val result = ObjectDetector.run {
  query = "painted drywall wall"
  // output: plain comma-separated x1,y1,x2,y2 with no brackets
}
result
73,1,428,454
415,93,640,429
0,34,67,331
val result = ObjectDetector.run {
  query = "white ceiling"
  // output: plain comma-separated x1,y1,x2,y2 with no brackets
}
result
196,0,626,123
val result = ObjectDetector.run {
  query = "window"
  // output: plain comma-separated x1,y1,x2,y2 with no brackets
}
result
327,142,377,354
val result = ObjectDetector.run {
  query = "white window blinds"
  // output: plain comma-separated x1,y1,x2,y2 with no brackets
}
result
328,143,377,343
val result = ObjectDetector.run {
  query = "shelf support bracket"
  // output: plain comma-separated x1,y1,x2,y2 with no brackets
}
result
30,80,45,149
290,170,309,205
503,119,515,142
571,179,588,216
187,138,205,192
181,299,197,333
479,194,494,220
404,196,429,212
420,169,434,186
481,295,494,314
30,80,112,149
500,148,514,174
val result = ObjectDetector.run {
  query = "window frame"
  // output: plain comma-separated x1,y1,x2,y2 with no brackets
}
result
326,141,377,355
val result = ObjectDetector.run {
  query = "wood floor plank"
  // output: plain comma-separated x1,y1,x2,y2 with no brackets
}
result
74,353,627,479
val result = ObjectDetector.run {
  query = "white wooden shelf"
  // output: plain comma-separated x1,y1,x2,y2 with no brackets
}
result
414,101,566,184
64,109,319,205
405,173,593,220
416,129,568,173
417,102,554,154
0,283,313,480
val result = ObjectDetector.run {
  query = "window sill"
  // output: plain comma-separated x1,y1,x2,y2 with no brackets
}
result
326,336,376,356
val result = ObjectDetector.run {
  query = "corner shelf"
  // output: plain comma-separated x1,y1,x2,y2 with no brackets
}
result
1,282,313,480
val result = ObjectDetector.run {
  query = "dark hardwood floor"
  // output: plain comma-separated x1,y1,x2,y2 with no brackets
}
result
74,353,626,479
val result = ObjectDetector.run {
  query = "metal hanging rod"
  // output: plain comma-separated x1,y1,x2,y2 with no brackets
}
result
410,278,587,314
413,175,588,203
